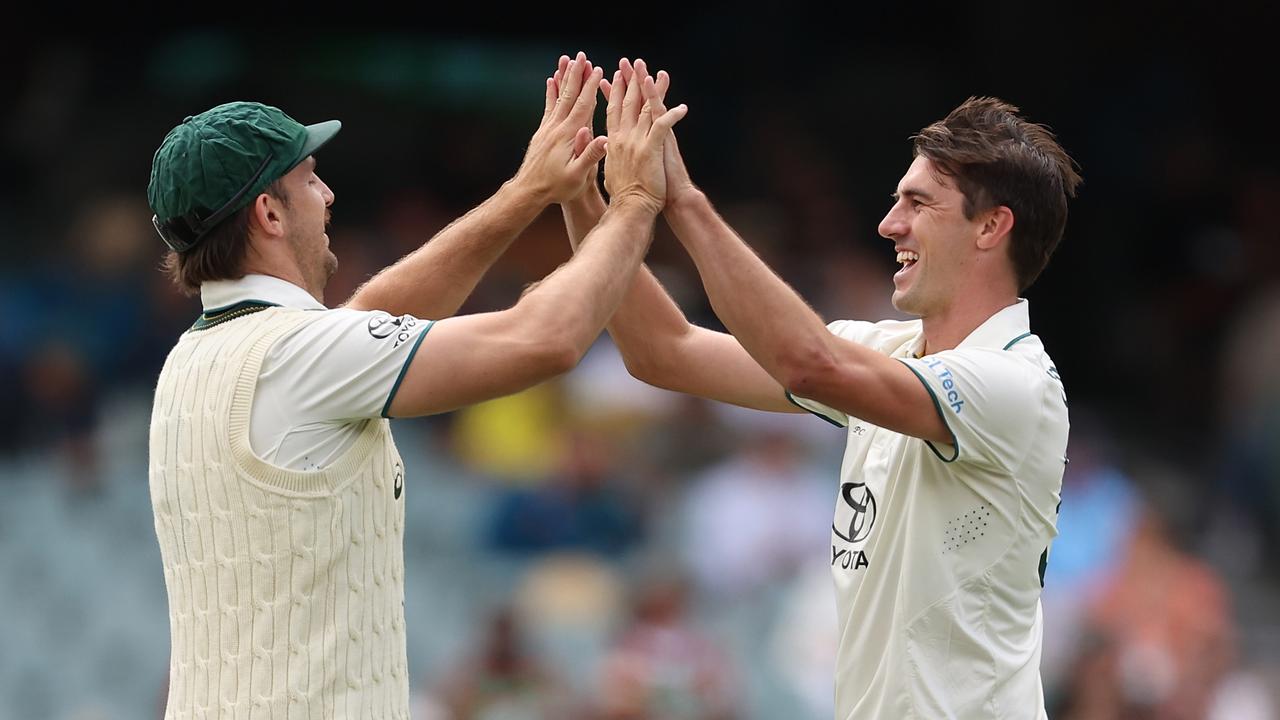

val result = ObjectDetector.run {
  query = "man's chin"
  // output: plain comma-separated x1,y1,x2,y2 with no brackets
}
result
891,290,924,317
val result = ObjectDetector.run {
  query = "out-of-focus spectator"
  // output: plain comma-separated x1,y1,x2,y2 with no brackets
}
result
453,383,568,485
21,341,97,490
433,606,577,720
63,195,154,383
769,563,838,718
596,573,738,720
1206,668,1278,720
1056,504,1236,720
562,337,681,430
486,427,643,557
514,553,627,695
1041,411,1142,699
3,194,157,482
680,421,832,599
637,394,738,481
1216,281,1280,579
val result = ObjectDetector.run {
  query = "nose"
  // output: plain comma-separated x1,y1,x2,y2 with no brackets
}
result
878,204,908,241
319,178,335,206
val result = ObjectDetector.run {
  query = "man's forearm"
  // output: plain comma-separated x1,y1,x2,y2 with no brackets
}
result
562,189,607,250
344,180,545,318
526,197,659,358
563,191,696,373
667,191,833,385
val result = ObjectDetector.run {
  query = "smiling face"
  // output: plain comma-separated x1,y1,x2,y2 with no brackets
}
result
877,156,987,318
277,156,337,296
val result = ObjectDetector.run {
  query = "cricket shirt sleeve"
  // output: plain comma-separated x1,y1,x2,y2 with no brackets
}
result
260,308,435,422
897,348,1044,469
785,319,882,428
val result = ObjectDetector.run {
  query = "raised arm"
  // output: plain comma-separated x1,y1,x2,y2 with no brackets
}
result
387,61,688,417
648,69,948,442
561,59,799,413
345,52,609,319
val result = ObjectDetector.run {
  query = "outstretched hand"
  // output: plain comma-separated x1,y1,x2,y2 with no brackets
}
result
600,57,688,214
512,52,608,206
604,59,699,209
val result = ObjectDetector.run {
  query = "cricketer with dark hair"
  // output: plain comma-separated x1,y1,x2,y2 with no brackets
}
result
563,64,1082,719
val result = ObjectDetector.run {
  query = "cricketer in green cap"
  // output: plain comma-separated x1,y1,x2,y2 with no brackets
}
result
148,101,340,253
147,53,693,715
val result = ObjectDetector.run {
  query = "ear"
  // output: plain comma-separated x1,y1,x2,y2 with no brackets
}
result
248,192,286,240
976,205,1014,251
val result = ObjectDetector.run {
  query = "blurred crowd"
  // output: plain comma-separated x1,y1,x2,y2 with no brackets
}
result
3,23,1279,719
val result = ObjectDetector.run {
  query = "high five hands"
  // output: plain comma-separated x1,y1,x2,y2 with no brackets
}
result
544,53,692,213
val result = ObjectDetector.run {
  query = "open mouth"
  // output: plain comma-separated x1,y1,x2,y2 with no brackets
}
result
895,250,919,277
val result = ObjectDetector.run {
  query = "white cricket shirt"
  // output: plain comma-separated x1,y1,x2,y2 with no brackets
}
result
789,300,1068,719
200,274,432,470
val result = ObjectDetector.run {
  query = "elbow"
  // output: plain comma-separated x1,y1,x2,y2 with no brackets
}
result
509,299,587,380
617,337,683,391
531,321,589,378
620,349,661,387
542,338,584,377
516,327,582,380
778,344,839,400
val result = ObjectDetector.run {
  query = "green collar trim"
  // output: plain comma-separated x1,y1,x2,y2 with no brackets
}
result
1002,332,1033,350
190,300,279,331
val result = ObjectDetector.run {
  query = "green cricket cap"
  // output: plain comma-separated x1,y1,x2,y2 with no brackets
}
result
147,101,340,252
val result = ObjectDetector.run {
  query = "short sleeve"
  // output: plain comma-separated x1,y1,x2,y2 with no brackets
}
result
785,320,881,428
259,308,434,422
897,349,1043,469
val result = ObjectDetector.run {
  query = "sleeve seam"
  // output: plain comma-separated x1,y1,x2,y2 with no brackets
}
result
381,320,436,419
784,390,846,428
898,359,960,463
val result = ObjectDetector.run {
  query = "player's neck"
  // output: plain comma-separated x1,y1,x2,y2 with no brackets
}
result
919,293,1019,356
241,247,323,304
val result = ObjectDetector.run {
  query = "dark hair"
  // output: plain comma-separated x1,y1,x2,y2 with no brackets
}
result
912,97,1082,291
162,179,289,296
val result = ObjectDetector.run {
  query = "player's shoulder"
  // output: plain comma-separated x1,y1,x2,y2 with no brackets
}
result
271,306,430,359
996,332,1064,391
936,343,1047,381
277,306,406,339
941,338,1066,418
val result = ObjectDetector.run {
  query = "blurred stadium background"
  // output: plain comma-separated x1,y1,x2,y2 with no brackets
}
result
2,11,1279,719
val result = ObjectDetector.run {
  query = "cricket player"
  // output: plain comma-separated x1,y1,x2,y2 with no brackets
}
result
564,60,1081,718
146,53,685,717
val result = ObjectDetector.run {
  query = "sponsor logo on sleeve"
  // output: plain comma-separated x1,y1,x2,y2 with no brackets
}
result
922,357,965,413
367,313,419,349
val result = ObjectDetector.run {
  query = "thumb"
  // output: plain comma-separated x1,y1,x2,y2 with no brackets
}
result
664,130,694,189
571,126,593,159
570,136,608,173
664,132,679,168
664,131,685,167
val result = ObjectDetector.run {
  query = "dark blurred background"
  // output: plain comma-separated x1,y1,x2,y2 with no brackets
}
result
2,10,1278,719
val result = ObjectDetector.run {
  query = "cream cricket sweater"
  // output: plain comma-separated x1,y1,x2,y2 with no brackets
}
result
149,307,409,719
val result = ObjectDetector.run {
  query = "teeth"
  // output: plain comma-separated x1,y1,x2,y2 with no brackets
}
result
896,251,920,264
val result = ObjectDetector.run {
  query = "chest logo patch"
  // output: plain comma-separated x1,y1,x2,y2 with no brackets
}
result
832,481,877,544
